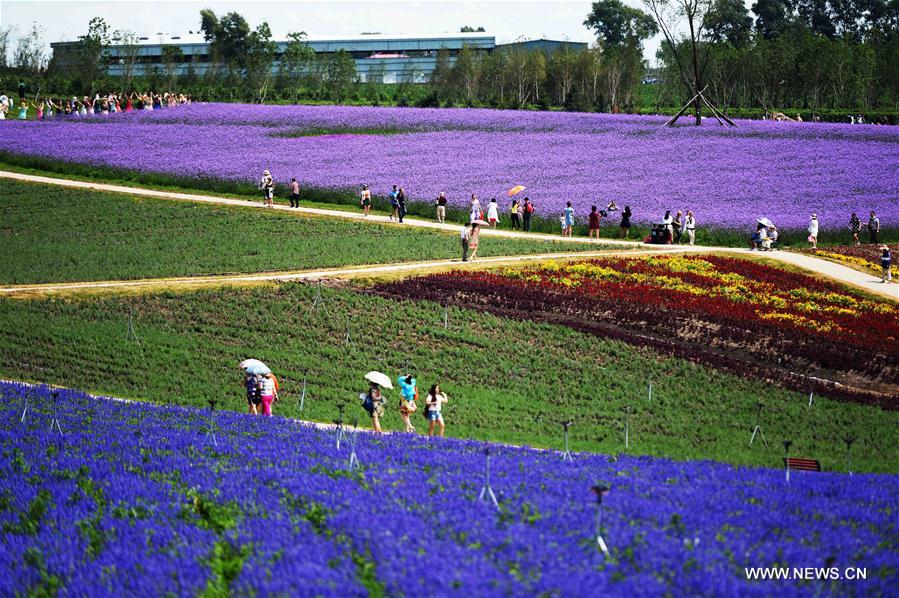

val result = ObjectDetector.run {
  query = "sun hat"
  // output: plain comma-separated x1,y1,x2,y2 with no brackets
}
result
263,169,270,175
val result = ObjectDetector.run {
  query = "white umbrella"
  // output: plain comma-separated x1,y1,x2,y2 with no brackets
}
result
756,217,774,228
365,371,393,389
239,359,271,376
472,219,490,226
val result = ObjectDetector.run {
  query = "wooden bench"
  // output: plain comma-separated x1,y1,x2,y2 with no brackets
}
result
784,458,821,472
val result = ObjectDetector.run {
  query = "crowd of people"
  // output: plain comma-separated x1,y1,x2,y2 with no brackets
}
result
0,80,191,120
360,375,450,437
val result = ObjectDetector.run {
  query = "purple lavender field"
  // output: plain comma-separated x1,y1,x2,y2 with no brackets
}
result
2,381,897,595
1,104,897,229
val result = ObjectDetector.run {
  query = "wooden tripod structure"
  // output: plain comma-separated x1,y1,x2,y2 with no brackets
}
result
665,85,736,127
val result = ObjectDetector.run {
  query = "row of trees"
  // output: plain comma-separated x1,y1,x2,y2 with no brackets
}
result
2,2,897,118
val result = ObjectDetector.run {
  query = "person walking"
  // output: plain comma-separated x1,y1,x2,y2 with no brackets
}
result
260,170,275,207
397,374,418,433
588,205,601,239
510,199,521,230
620,205,632,238
468,223,481,260
397,187,408,223
390,185,400,220
673,211,684,244
685,211,696,245
436,192,447,223
424,384,449,437
289,178,300,208
868,211,880,244
360,184,372,217
469,194,482,223
850,213,861,245
260,373,279,416
881,245,892,283
361,382,387,433
522,197,534,232
460,223,474,261
562,202,575,237
487,198,500,228
661,210,674,243
808,213,819,248
244,373,262,416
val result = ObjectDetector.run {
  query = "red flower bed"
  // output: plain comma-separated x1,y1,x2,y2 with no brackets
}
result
376,255,899,409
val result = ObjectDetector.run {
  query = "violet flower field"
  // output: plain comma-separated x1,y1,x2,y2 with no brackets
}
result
1,104,896,229
2,382,896,596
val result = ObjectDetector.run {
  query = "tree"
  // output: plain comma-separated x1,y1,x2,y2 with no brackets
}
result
245,22,276,102
751,0,794,39
279,31,315,103
161,45,184,92
460,26,486,32
706,0,753,46
0,26,11,69
13,22,48,74
453,44,482,104
199,9,250,74
644,0,715,124
114,30,141,93
78,17,110,95
324,50,356,102
584,0,659,46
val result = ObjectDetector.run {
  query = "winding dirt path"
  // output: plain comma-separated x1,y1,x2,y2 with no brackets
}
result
2,170,896,301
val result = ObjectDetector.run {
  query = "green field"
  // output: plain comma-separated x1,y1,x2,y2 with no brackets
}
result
1,282,895,472
0,179,603,284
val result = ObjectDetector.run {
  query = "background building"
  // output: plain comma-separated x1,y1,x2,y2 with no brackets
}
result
50,32,585,84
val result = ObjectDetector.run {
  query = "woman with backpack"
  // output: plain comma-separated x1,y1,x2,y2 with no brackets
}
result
522,197,534,231
260,373,280,417
244,373,262,416
397,374,418,433
423,384,449,437
361,382,387,433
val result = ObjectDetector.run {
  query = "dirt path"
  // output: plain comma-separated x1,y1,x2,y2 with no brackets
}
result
2,170,896,301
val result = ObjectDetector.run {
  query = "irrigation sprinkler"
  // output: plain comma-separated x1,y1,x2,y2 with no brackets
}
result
783,440,793,482
310,280,328,316
561,421,573,461
335,404,346,450
443,301,449,330
299,369,308,411
348,418,361,470
647,377,653,404
591,484,611,555
808,392,814,408
343,317,353,348
49,391,63,436
206,399,218,447
20,390,30,424
623,406,630,451
844,436,856,475
478,447,500,510
749,402,768,448
125,311,140,343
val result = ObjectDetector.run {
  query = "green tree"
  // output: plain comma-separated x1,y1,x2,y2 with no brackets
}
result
78,17,110,95
199,9,250,74
161,45,184,92
246,22,276,102
706,0,753,46
279,31,314,103
324,50,357,102
460,26,486,32
751,0,794,40
584,0,659,46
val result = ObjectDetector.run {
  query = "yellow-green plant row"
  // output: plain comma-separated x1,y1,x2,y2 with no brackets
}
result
0,282,896,472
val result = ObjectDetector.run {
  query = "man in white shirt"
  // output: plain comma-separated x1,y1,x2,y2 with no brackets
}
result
460,224,472,262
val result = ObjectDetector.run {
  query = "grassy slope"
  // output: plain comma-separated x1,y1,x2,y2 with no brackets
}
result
0,178,600,284
1,282,895,472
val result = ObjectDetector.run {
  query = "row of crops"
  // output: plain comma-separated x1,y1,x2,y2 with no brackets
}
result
1,281,896,472
2,382,896,595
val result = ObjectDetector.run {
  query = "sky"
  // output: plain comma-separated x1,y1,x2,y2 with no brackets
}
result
0,0,667,65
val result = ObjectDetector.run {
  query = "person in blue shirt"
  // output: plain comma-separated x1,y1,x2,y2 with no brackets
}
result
397,374,418,432
389,185,400,220
881,245,892,283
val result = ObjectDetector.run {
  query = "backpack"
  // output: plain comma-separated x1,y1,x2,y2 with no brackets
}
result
525,203,534,214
